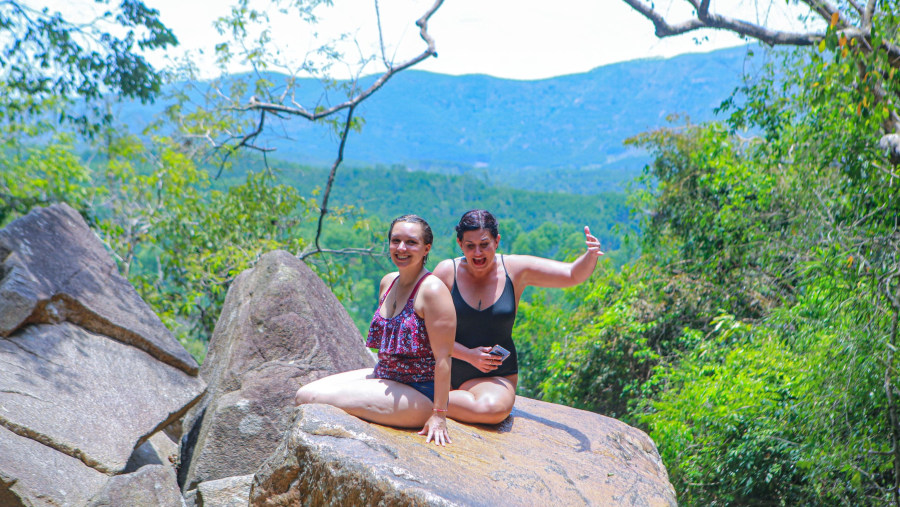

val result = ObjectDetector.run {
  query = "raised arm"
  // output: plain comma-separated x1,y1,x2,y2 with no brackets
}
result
416,276,456,445
516,226,604,289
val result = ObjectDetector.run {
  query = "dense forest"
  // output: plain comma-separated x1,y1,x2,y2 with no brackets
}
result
3,1,900,505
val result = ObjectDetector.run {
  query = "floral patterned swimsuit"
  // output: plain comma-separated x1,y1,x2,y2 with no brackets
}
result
366,273,436,394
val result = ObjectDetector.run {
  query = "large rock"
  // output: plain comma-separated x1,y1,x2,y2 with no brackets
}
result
0,203,198,375
0,323,204,473
251,398,677,506
0,204,206,505
0,424,109,507
85,464,184,507
179,250,374,491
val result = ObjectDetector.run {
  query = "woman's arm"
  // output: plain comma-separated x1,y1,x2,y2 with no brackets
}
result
417,277,456,445
516,226,603,289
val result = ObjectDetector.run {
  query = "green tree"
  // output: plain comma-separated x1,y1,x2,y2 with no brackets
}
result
0,0,176,132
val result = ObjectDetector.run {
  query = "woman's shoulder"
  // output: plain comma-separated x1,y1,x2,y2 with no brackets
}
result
433,257,458,272
431,259,458,287
421,272,451,294
378,271,399,291
414,273,453,312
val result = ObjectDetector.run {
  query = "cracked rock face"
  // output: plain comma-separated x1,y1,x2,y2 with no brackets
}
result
0,204,206,505
252,398,677,507
178,250,374,492
0,203,198,375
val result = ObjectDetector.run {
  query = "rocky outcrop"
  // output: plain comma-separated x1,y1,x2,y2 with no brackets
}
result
1,204,678,506
0,203,198,375
251,398,677,506
0,423,109,507
0,204,205,505
0,323,203,473
179,250,374,491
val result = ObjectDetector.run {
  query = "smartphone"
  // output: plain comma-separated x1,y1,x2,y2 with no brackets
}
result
488,344,511,362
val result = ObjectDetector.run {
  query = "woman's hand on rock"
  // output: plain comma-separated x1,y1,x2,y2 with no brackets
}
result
419,413,451,446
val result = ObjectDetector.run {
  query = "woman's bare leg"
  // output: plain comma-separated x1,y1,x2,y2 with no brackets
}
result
447,374,517,425
295,368,433,428
295,368,374,404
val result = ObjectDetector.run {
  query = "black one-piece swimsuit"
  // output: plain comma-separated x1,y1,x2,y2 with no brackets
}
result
450,255,518,389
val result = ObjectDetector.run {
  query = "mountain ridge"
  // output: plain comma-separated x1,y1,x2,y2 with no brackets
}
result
121,45,765,194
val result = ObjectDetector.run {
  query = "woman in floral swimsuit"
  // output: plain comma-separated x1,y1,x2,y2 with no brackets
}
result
295,215,456,445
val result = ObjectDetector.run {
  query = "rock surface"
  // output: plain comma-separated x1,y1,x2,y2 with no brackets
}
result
179,250,374,491
0,323,204,473
197,475,255,507
0,203,198,375
125,431,181,473
0,204,206,505
251,398,677,506
0,424,109,507
85,464,184,507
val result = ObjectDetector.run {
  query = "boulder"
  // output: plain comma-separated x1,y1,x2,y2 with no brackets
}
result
85,464,184,507
197,475,254,507
251,398,677,506
0,424,109,507
0,204,206,505
179,250,374,491
0,203,198,375
124,431,181,473
0,322,204,473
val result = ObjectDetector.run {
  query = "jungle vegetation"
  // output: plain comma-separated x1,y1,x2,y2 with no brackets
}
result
3,1,900,504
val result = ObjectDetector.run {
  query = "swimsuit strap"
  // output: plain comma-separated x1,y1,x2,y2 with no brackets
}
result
379,275,400,305
452,258,458,285
408,271,432,303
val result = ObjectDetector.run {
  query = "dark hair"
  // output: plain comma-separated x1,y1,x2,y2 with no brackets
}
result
455,209,499,240
388,214,433,264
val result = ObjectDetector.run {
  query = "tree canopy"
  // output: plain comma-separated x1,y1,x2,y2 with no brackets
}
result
0,0,176,131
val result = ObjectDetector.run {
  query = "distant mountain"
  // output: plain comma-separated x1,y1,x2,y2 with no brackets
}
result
119,45,764,194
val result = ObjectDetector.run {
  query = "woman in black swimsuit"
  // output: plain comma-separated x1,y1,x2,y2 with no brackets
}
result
433,209,603,424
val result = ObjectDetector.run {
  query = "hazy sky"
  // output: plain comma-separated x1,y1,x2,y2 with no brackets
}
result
137,0,802,80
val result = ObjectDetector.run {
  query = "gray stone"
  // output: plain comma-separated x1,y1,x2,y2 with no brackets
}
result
125,431,181,473
252,398,677,506
0,424,109,507
0,323,204,474
86,464,184,507
196,475,254,507
179,250,374,490
0,203,198,374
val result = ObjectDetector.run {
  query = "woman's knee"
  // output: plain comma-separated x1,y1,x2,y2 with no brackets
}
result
294,385,319,406
475,396,513,423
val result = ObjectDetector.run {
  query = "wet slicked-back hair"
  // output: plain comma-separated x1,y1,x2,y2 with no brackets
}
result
388,214,433,264
455,209,499,240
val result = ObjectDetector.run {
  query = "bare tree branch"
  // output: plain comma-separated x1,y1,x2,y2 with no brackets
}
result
864,0,877,31
214,107,276,179
239,0,443,122
298,246,378,261
316,104,354,253
374,0,390,69
847,0,864,16
622,0,824,46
